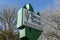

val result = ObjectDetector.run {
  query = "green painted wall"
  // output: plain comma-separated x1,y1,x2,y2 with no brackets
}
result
25,27,42,40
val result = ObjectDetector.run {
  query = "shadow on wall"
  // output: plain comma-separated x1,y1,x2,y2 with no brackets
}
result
21,36,30,40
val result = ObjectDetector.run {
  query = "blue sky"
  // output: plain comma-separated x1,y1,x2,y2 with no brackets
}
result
0,0,55,12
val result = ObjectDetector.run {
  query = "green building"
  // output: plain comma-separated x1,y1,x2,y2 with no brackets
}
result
17,4,42,40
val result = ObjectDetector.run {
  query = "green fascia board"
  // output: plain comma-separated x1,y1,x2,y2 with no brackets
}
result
18,25,25,29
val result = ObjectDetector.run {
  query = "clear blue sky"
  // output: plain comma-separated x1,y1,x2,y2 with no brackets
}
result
0,0,54,12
